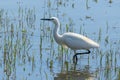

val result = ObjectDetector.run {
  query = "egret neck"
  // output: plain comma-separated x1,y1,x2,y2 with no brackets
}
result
53,20,62,45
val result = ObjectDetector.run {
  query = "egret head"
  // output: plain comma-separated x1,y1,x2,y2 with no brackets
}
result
41,17,60,26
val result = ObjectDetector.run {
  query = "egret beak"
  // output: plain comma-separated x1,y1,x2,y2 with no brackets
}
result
41,18,53,21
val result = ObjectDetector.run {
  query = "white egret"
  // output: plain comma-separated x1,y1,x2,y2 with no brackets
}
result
41,17,99,64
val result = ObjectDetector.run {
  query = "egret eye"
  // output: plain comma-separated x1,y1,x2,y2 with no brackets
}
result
50,18,54,20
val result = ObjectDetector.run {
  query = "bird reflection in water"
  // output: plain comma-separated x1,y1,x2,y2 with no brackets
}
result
54,65,95,80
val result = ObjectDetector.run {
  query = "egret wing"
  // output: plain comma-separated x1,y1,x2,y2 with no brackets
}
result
62,33,85,49
62,32,99,50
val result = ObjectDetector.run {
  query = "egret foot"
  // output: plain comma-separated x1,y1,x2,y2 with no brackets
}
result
73,50,90,64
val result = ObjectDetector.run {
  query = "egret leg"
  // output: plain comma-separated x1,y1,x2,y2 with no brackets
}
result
73,54,78,64
73,50,90,64
73,50,78,64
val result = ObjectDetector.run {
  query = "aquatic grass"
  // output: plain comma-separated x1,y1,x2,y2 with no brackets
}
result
68,18,74,32
114,52,117,73
86,0,90,9
0,9,4,29
116,68,120,80
26,8,36,29
61,46,64,65
109,0,112,3
2,7,36,79
103,45,118,80
44,70,48,80
94,0,98,3
109,48,113,67
40,37,42,59
98,27,102,42
104,53,111,80
106,22,109,34
3,37,17,80
4,46,11,78
32,56,35,72
72,3,75,8
49,60,53,69
64,61,69,72
0,8,34,79
105,35,109,46
85,16,91,20
66,24,69,32
79,26,82,34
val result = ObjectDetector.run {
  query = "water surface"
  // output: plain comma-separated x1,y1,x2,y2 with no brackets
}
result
0,0,120,80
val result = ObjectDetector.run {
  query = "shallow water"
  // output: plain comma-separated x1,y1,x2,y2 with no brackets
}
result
0,0,120,80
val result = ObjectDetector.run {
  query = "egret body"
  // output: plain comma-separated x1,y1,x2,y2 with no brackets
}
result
41,17,99,64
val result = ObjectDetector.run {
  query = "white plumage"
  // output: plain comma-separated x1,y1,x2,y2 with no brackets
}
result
61,32,99,50
41,17,99,63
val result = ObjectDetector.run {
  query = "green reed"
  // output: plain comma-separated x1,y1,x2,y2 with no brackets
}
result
109,0,112,3
116,68,120,80
98,27,102,42
0,5,38,79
